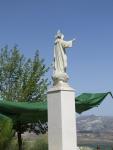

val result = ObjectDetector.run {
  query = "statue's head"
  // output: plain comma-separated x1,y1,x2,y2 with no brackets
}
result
55,30,64,39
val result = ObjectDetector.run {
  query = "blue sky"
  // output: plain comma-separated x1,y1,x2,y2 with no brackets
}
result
0,0,113,116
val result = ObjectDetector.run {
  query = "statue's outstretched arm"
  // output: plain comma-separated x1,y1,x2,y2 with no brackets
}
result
61,40,74,48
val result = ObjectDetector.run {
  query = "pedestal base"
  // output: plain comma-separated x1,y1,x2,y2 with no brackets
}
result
47,84,79,150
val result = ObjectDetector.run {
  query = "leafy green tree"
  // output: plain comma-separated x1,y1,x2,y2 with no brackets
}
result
0,46,49,102
0,46,49,150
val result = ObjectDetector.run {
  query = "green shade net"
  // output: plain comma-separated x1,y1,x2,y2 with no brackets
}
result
0,101,47,124
0,92,113,124
75,92,113,114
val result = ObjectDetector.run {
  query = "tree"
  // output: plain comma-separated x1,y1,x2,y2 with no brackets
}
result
0,46,49,102
0,45,49,150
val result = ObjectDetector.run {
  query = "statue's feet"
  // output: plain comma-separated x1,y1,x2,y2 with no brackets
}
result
52,72,69,86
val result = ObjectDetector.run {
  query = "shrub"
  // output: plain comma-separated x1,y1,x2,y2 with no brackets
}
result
0,114,13,149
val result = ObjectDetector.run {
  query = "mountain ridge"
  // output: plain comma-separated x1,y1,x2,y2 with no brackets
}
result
77,115,113,145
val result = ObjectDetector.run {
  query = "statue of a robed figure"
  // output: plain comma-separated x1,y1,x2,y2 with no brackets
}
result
52,30,75,85
48,31,79,150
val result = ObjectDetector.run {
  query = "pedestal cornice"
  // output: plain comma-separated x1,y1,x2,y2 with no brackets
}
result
47,82,75,93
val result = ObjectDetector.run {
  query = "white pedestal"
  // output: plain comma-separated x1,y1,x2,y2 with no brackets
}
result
47,84,79,150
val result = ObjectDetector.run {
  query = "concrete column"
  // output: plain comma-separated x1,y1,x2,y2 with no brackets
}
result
47,85,79,150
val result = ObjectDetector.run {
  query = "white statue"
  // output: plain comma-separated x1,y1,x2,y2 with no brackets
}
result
52,30,75,86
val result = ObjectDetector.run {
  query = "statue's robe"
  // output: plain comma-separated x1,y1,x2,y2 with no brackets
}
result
54,38,72,76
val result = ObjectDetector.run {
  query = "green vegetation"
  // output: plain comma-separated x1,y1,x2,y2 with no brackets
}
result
5,134,48,150
79,147,94,150
0,114,14,149
0,46,49,102
24,134,48,150
0,46,49,150
79,144,113,150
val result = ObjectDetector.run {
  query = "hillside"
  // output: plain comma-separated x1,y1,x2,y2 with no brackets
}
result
77,115,113,145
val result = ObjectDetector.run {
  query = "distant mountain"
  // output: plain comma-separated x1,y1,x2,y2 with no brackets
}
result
77,115,113,132
77,115,113,145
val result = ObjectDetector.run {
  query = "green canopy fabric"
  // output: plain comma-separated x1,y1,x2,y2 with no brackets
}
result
75,92,113,113
0,101,47,124
0,92,112,124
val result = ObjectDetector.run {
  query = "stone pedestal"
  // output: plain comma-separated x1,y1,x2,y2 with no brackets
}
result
47,83,79,150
